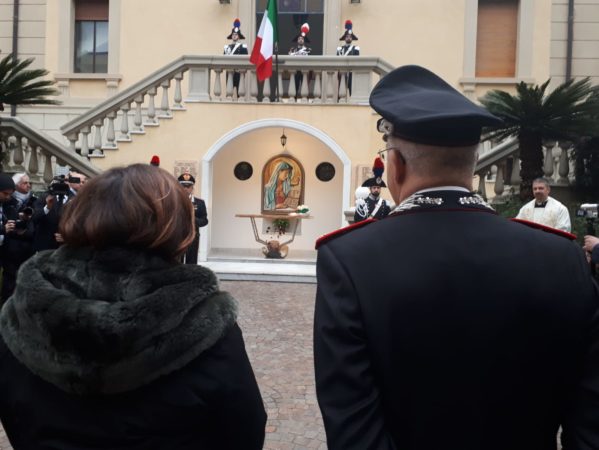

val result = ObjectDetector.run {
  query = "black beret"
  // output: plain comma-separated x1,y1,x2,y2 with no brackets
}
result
369,65,502,147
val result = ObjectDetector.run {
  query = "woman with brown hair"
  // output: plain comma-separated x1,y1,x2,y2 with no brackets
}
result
0,164,266,449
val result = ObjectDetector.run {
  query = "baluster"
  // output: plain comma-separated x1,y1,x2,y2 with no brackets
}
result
338,72,348,103
249,71,258,102
118,104,131,141
105,111,117,148
225,71,234,101
173,72,184,109
80,126,91,156
493,163,505,199
558,141,571,184
28,145,39,174
42,152,53,184
132,96,144,133
543,141,555,179
144,87,158,126
158,80,172,118
213,69,223,100
12,135,24,169
277,72,284,101
313,71,322,103
262,78,271,103
67,134,78,153
477,170,488,200
509,156,521,185
238,71,246,102
299,70,309,102
92,120,103,156
326,71,336,103
288,73,296,103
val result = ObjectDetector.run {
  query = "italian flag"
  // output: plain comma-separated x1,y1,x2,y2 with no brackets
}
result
250,0,278,81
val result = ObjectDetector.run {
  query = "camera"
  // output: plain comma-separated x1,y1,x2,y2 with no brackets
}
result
577,203,599,219
14,220,27,231
48,175,71,197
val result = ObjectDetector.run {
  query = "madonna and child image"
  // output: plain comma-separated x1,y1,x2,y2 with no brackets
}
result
262,155,304,214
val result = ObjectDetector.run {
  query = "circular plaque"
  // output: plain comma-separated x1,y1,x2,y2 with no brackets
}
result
315,162,335,182
234,162,253,181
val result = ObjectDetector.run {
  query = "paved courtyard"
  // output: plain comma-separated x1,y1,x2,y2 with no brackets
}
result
0,281,325,450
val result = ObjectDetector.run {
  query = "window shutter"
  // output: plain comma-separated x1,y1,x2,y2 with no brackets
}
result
75,0,109,21
476,0,518,78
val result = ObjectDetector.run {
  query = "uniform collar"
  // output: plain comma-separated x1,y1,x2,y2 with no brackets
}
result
391,189,494,215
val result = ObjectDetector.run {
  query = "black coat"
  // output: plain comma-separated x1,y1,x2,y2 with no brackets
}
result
314,189,599,450
0,246,266,450
31,192,75,251
193,196,208,231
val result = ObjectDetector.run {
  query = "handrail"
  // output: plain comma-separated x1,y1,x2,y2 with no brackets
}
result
475,136,518,174
60,55,394,137
1,116,101,176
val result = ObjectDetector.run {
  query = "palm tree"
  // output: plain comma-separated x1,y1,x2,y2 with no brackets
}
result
0,53,60,113
0,53,60,171
480,78,599,200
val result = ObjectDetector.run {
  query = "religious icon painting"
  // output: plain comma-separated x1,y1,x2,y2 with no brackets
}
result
262,154,304,214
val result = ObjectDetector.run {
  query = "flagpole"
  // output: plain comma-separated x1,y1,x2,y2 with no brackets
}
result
274,42,280,102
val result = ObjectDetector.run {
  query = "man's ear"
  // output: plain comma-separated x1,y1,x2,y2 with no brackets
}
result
391,150,406,185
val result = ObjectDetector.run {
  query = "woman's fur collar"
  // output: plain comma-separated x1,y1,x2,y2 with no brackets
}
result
0,246,237,395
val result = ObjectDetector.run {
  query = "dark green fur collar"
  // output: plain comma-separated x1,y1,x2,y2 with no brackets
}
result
0,246,237,395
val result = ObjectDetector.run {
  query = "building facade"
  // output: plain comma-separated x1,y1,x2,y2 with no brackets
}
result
0,0,556,260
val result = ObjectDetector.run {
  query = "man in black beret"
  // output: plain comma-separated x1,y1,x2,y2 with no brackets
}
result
178,171,208,265
314,65,599,450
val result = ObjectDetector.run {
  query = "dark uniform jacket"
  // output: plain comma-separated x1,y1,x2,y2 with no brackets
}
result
0,246,266,450
315,189,599,450
354,195,391,223
223,43,248,55
192,196,208,231
336,44,360,56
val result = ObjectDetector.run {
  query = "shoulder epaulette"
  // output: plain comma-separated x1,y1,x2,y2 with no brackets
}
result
336,46,342,51
242,43,247,47
510,218,577,241
315,219,376,249
354,46,360,50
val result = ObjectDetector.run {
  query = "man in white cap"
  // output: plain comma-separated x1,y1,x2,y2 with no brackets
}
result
178,171,208,264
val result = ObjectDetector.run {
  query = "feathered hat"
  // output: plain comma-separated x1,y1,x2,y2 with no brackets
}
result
150,155,160,167
292,23,310,43
227,18,245,40
361,157,387,188
339,20,358,41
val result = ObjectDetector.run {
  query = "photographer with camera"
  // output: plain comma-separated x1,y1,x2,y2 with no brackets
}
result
0,173,38,301
0,174,19,301
32,171,86,252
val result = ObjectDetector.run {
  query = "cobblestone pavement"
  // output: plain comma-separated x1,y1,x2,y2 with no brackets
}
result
0,281,325,450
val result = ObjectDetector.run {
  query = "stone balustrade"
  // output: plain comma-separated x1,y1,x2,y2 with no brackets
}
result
475,137,574,202
60,55,394,158
0,117,101,187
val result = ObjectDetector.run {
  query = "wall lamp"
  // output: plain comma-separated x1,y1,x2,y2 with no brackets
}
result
219,0,231,4
350,0,361,3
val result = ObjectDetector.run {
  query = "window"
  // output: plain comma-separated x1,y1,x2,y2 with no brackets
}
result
74,0,109,73
475,0,518,77
256,0,324,55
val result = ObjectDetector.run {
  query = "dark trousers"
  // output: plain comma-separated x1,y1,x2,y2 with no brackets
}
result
183,231,200,265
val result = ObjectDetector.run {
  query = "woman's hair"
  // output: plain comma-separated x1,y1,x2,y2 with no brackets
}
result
60,164,195,260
